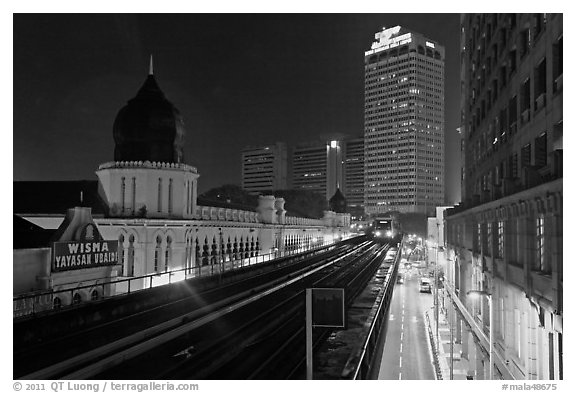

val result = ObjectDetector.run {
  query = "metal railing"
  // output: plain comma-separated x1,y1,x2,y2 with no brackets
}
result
425,310,444,380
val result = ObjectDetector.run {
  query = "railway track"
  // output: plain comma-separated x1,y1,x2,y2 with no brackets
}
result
209,244,396,380
93,242,393,380
15,238,371,379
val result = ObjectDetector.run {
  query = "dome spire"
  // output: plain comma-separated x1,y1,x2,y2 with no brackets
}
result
149,54,154,75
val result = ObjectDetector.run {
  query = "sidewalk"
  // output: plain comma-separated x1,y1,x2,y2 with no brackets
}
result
426,305,471,380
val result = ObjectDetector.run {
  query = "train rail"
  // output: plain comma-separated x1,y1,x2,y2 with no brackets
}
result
93,242,393,380
15,238,371,379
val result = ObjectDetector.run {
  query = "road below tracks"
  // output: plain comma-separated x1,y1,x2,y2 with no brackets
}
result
377,267,435,380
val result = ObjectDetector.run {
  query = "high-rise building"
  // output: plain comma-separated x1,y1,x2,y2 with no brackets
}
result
364,26,445,216
241,143,288,194
342,138,365,218
291,139,363,205
291,142,331,199
444,14,563,380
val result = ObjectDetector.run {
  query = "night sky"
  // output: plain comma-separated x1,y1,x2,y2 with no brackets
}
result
13,13,462,204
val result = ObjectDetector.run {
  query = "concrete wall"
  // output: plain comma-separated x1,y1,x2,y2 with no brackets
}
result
13,248,51,295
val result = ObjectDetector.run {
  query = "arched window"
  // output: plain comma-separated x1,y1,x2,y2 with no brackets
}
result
195,238,201,267
53,297,62,309
73,293,82,305
165,236,172,272
91,290,99,301
118,234,125,276
154,236,162,272
185,236,192,271
128,234,135,276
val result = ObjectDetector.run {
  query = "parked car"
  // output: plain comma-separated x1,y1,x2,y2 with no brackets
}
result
396,273,404,284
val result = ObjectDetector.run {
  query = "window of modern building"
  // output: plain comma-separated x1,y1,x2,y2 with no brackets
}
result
475,222,481,253
535,58,547,110
509,13,517,29
535,132,548,168
533,13,545,39
520,78,531,122
509,95,518,134
509,49,517,75
553,36,563,92
497,220,504,258
511,153,518,178
507,217,519,266
487,222,493,256
500,65,507,88
536,216,548,273
520,28,530,58
521,143,532,168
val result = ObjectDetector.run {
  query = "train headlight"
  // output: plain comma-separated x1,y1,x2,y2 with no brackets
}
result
375,231,382,237
386,230,392,237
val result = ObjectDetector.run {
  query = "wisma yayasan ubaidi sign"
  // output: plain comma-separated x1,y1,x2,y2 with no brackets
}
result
52,241,119,272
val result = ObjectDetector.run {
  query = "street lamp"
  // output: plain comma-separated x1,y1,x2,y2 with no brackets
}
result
467,290,493,380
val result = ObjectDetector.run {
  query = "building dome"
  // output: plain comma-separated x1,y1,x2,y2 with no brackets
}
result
113,70,185,164
329,188,347,213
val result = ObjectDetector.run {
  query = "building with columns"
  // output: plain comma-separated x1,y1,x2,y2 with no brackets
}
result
443,14,562,380
13,65,350,316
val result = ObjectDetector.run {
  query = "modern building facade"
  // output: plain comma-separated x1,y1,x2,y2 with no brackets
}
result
291,141,339,201
241,143,288,194
291,138,364,209
444,14,562,380
342,138,365,219
364,26,445,216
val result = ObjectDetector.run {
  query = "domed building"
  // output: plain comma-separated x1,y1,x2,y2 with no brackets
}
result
329,188,347,214
97,62,199,219
14,62,351,315
113,66,185,164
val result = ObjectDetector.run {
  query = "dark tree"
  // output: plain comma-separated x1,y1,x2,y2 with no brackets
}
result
198,184,258,210
273,189,328,219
